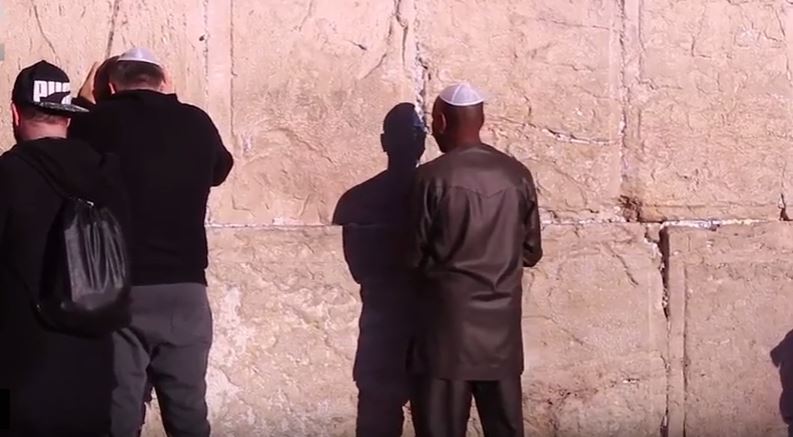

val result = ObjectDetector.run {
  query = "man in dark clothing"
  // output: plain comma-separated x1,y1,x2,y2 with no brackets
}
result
0,61,129,437
333,103,426,437
406,83,543,437
69,47,234,437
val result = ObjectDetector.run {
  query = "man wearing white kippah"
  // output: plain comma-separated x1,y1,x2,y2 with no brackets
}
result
70,47,233,437
405,83,543,437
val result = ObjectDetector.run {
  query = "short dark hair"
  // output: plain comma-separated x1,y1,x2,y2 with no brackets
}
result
17,104,69,124
109,60,165,90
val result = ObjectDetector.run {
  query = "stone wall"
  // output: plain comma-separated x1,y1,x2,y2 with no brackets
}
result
3,0,793,436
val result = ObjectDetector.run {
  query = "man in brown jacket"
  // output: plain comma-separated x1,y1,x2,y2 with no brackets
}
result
407,83,543,437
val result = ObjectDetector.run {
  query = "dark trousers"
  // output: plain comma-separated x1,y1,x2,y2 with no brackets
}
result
411,376,524,437
355,375,410,437
111,283,213,437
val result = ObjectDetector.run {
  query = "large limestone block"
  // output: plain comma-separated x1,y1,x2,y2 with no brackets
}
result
665,223,793,436
523,224,667,436
211,0,416,225
623,0,793,220
204,228,360,435
416,0,625,220
136,224,665,436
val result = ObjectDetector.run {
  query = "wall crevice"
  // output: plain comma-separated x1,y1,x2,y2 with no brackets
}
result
104,0,121,59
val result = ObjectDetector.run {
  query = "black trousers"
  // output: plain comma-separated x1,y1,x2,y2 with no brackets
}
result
355,375,410,437
111,283,213,437
411,376,524,437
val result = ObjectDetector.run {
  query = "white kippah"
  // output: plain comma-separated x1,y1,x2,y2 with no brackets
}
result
118,47,161,67
438,82,485,107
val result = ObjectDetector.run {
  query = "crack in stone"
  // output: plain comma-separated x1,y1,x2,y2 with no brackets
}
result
230,0,236,154
782,195,790,221
415,33,429,121
203,0,210,104
607,246,640,286
31,0,56,58
690,5,708,58
525,315,586,346
206,217,783,229
655,226,672,437
396,0,429,123
361,49,387,80
394,0,409,67
533,16,611,32
658,228,671,322
297,0,316,31
617,0,631,221
531,123,614,145
105,0,122,58
358,0,397,80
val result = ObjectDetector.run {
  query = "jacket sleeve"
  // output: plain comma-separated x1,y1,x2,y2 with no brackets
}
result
522,172,543,267
405,172,435,272
208,119,234,187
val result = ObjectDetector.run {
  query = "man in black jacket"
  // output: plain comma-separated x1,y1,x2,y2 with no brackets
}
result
70,48,234,437
406,83,543,437
0,61,128,437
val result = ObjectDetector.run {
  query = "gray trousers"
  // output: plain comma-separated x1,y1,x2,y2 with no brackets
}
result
111,283,213,437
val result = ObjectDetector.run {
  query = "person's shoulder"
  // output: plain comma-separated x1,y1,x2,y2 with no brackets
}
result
174,102,221,135
178,101,214,122
483,144,536,180
0,146,27,189
0,145,22,168
0,151,12,176
416,153,455,181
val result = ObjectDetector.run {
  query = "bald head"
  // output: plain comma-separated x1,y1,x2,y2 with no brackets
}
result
431,98,485,153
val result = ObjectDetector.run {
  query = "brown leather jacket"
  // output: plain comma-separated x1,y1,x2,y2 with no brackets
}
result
406,143,543,380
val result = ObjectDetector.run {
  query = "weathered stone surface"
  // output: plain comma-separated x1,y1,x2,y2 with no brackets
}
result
523,224,667,436
204,228,360,435
6,1,793,435
665,223,793,436
417,0,625,221
623,0,793,220
136,224,665,436
209,0,416,225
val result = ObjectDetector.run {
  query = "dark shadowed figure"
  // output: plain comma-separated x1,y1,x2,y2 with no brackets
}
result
772,330,793,437
333,103,426,437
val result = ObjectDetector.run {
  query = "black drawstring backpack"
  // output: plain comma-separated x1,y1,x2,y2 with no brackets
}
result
16,153,131,337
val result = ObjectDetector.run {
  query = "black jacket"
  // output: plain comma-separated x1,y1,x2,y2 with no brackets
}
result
0,137,128,435
406,143,543,380
70,90,234,286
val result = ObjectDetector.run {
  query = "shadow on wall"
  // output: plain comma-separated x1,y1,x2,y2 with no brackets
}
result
772,331,793,437
332,102,426,437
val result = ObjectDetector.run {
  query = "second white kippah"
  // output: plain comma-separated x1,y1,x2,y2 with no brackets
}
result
118,47,161,67
439,82,485,107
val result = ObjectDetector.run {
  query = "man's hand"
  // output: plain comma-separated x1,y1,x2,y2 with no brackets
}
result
161,67,175,95
77,62,100,104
